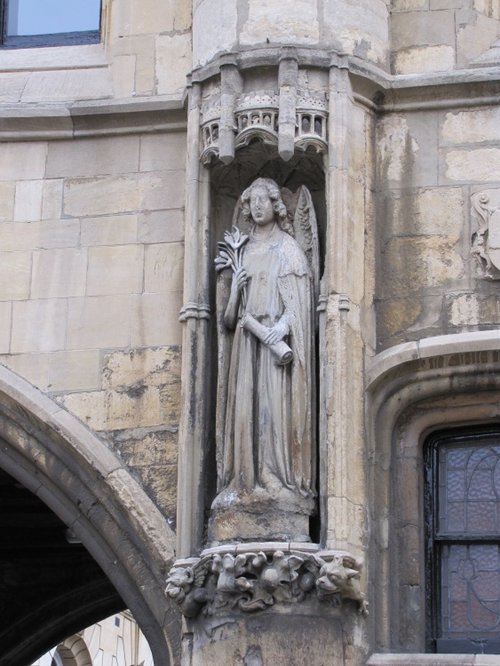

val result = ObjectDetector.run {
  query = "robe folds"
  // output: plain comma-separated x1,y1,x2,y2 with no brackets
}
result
215,224,315,499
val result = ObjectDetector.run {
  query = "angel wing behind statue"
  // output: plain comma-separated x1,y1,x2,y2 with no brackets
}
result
213,177,319,510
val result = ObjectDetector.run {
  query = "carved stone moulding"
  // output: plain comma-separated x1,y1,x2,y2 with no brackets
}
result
471,188,500,279
200,89,328,165
179,301,211,322
165,544,368,619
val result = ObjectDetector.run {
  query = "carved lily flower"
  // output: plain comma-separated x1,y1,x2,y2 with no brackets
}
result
215,226,249,274
224,226,248,250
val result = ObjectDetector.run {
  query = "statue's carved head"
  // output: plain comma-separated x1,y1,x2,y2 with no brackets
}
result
240,178,290,232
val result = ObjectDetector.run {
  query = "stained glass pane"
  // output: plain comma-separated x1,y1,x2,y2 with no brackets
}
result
6,0,101,36
430,434,500,653
441,544,500,637
439,444,500,535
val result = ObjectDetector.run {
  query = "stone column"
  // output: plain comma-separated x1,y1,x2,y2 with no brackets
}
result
176,81,212,558
320,58,368,558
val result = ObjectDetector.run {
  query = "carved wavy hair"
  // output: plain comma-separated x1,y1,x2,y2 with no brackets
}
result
240,178,292,233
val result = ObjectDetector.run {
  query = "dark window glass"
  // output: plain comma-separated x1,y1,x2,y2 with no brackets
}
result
426,429,500,654
1,0,101,47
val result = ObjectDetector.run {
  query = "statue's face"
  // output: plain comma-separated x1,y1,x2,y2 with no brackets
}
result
249,185,274,226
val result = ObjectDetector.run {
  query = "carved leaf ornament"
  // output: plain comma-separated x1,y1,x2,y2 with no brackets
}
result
165,550,368,618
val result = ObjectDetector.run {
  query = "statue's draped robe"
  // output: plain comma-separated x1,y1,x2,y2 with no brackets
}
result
216,224,314,498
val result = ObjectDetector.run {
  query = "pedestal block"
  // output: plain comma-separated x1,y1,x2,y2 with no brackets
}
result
187,611,346,666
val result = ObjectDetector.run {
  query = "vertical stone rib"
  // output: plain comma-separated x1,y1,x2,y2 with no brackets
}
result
278,48,298,161
327,55,351,294
323,57,366,556
218,54,242,165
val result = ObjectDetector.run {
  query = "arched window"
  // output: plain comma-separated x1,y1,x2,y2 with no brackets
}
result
425,428,500,654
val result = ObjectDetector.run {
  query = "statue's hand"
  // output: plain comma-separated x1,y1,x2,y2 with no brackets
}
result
232,266,248,293
263,319,289,346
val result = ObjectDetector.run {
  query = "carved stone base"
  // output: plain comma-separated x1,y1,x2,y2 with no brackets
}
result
208,487,315,543
185,612,347,666
165,543,368,619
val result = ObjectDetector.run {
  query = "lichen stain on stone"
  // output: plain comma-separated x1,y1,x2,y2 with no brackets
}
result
125,383,148,398
378,116,419,185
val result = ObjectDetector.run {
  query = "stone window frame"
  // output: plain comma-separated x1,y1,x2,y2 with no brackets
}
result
0,0,102,49
366,331,500,663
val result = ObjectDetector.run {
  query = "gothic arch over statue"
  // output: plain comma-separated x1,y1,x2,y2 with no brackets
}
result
210,177,319,543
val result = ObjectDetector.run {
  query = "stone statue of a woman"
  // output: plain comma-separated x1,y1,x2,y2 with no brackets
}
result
210,177,317,542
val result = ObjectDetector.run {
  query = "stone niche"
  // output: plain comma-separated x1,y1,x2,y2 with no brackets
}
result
189,57,331,548
206,142,326,545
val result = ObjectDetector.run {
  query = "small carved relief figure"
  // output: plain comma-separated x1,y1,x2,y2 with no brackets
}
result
316,556,369,616
213,178,318,512
471,189,500,279
212,552,251,593
165,564,210,618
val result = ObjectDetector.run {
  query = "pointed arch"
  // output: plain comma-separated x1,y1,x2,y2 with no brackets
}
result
0,364,179,665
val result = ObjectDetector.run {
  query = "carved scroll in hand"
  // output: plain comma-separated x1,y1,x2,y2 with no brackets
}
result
240,313,293,365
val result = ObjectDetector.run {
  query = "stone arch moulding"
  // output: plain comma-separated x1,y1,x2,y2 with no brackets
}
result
0,364,179,666
366,330,500,662
57,635,92,666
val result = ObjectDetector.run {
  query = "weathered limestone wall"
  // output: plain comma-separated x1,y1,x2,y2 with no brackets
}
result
193,0,389,68
0,0,192,526
108,0,191,98
370,17,500,646
376,104,500,351
0,131,185,520
0,0,191,103
390,0,500,73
